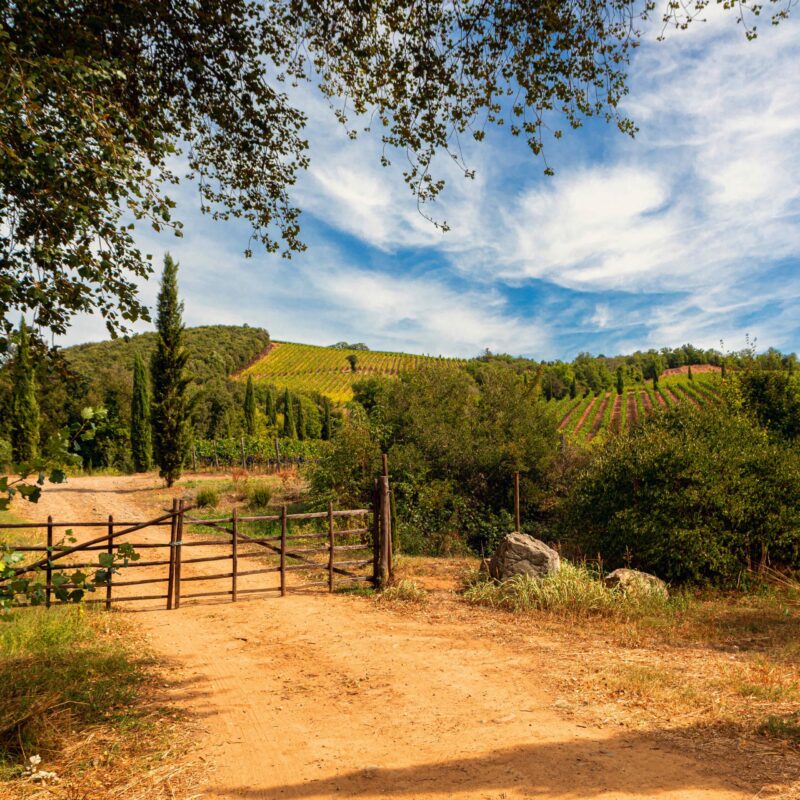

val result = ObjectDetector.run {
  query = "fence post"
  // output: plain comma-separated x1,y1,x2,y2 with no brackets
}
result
166,499,178,610
106,515,114,610
241,436,247,470
514,471,521,532
371,480,380,585
378,454,392,587
174,499,185,609
280,505,287,596
327,501,335,593
45,516,53,609
192,444,197,472
232,507,238,603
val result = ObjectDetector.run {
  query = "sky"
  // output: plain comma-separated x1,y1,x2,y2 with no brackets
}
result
60,8,800,361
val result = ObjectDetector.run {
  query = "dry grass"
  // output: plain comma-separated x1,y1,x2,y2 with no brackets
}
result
378,579,428,604
0,606,203,799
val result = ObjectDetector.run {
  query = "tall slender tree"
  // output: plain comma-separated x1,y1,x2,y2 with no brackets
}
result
130,352,152,471
282,389,296,439
687,364,694,381
569,376,577,400
150,254,190,487
10,318,40,463
265,388,277,426
321,399,332,441
616,367,624,396
295,398,306,441
243,375,257,435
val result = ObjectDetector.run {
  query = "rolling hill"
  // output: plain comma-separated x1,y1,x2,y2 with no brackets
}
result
237,341,467,402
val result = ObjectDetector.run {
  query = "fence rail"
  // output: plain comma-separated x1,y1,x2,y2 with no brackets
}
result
0,462,394,610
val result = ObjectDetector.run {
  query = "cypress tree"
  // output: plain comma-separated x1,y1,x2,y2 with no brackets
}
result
322,399,332,441
150,254,190,487
282,389,296,438
11,318,40,463
569,376,577,399
265,388,277,426
653,373,659,391
721,360,727,380
616,367,624,396
243,375,257,435
687,364,694,381
130,352,152,471
295,397,306,440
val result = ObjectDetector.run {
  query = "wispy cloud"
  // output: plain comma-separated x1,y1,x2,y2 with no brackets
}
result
57,15,800,359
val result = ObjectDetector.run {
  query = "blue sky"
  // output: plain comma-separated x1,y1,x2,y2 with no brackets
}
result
62,10,800,361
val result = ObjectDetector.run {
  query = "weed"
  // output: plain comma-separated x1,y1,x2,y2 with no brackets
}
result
378,579,428,604
463,562,674,618
195,488,220,509
759,712,800,744
246,482,273,510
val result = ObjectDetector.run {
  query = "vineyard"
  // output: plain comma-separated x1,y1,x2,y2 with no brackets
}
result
239,341,467,402
553,375,723,442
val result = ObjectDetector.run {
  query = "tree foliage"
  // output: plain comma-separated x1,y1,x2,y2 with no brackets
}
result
2,0,788,343
561,402,800,584
243,375,257,436
130,353,151,472
10,319,39,463
150,255,190,487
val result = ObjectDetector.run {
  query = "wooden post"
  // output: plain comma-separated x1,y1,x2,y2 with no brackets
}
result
174,499,185,609
371,479,380,585
514,471,521,532
379,454,392,587
327,501,335,593
106,515,114,610
241,436,247,470
192,444,197,472
232,507,239,602
166,499,178,610
45,516,53,609
280,504,287,596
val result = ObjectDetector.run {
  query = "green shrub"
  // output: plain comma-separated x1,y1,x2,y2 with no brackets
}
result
196,487,219,509
246,482,273,510
560,402,800,585
463,562,672,618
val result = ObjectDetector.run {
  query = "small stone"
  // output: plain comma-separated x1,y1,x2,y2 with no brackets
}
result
604,568,668,599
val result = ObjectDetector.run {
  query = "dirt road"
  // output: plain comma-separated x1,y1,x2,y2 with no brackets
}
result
11,475,771,799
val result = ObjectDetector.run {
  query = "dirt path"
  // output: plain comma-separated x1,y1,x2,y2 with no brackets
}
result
11,475,766,800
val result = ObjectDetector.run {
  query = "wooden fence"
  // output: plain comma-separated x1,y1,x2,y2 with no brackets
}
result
0,466,394,610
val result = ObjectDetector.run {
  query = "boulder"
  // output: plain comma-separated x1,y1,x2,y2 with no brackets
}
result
488,532,560,581
604,568,668,599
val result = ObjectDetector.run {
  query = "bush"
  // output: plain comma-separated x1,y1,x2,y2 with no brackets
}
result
559,402,800,585
246,482,273,510
463,562,673,618
196,487,219,509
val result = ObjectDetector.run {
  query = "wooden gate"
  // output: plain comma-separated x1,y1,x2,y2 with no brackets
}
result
0,464,394,610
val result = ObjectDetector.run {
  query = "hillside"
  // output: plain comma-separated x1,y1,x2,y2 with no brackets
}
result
238,341,468,402
553,373,722,442
65,325,270,388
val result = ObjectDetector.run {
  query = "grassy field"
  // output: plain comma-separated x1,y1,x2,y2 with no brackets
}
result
238,341,467,402
552,375,723,441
